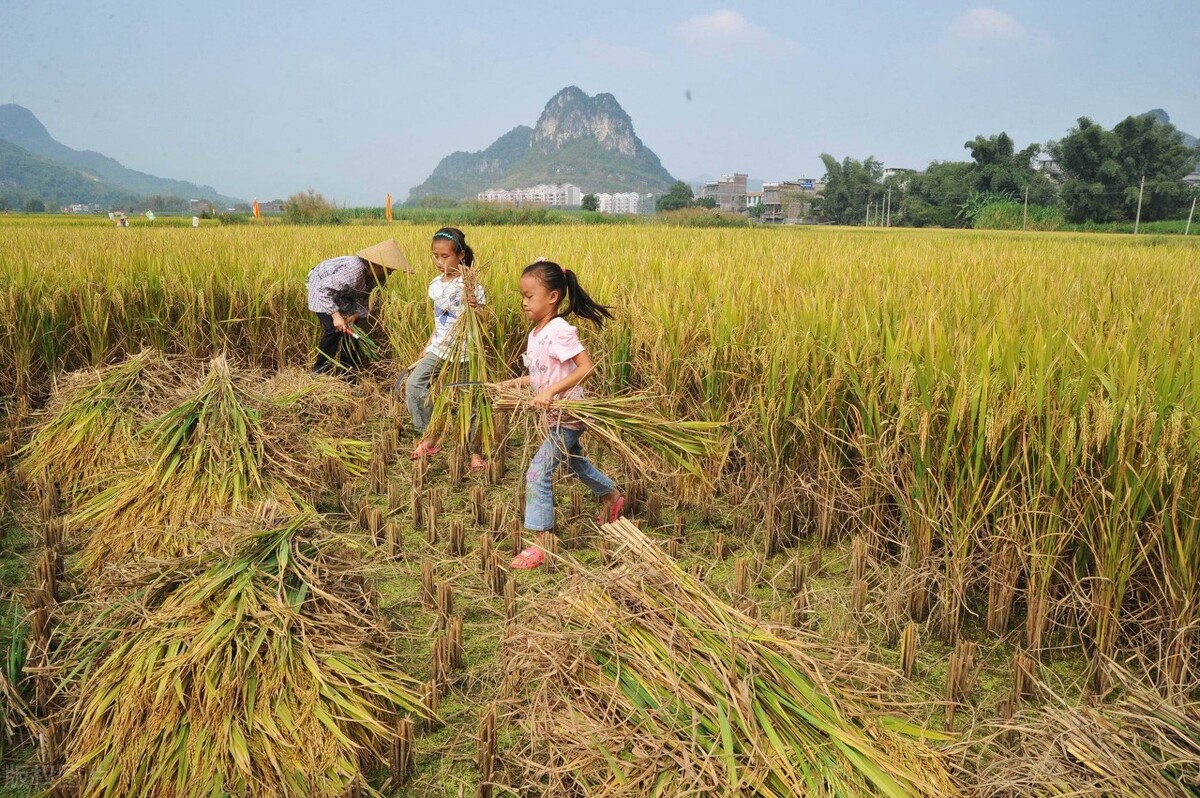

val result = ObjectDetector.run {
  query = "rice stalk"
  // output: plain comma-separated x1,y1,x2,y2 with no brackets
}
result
18,348,173,503
493,388,725,480
57,512,427,798
508,517,961,797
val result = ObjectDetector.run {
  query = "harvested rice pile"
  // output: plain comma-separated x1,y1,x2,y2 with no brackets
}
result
504,518,962,797
971,665,1200,798
57,511,426,798
18,349,176,502
17,352,373,574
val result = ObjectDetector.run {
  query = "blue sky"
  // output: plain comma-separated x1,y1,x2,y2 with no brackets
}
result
2,1,1196,204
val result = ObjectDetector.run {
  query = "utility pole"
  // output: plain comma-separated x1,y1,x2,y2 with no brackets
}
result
1022,186,1029,232
865,201,871,227
1186,195,1196,237
1134,175,1145,235
886,189,892,227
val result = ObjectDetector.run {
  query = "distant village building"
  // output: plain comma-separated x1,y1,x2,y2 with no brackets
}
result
1032,159,1064,180
882,167,916,183
698,173,749,213
477,183,582,207
746,191,762,209
760,179,825,224
61,203,104,214
595,192,642,214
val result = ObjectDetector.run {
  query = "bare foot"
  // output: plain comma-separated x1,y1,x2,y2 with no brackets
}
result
469,453,487,471
409,439,442,460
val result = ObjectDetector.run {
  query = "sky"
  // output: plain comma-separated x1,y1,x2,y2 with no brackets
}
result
2,1,1197,205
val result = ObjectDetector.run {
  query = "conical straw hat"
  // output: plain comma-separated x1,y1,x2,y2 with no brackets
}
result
356,238,413,273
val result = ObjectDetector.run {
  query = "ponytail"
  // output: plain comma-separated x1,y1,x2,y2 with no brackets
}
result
522,260,614,328
432,226,475,268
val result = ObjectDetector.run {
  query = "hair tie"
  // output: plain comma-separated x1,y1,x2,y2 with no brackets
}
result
560,265,567,275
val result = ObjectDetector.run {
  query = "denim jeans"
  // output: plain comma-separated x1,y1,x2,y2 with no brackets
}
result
404,352,480,451
404,352,446,433
524,425,615,531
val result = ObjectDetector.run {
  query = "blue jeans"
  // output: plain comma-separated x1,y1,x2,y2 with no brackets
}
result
404,352,480,453
524,426,615,531
404,352,447,433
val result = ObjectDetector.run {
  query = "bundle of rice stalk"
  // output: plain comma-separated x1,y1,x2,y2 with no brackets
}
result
71,358,375,575
254,367,375,491
971,663,1200,797
18,349,175,503
57,512,427,798
508,517,960,797
429,268,496,455
493,388,725,479
345,321,383,362
71,355,273,572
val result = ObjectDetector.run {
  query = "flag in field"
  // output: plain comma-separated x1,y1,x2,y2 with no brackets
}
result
144,210,156,221
252,198,261,219
192,216,200,227
385,193,393,222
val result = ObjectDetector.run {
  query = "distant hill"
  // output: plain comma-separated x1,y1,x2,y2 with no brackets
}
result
409,125,534,201
1143,109,1197,148
0,138,138,207
1143,109,1198,159
0,103,243,206
407,86,676,203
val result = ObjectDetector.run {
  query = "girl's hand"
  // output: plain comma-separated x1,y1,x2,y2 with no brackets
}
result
530,389,556,411
332,312,347,333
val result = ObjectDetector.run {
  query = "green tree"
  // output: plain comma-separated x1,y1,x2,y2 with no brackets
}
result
23,198,45,213
283,189,343,225
812,154,883,225
1049,115,1198,223
144,195,189,213
581,193,599,211
417,195,459,209
695,196,717,209
656,181,694,212
964,132,1055,204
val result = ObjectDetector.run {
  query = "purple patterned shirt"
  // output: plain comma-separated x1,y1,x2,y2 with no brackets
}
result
306,256,371,315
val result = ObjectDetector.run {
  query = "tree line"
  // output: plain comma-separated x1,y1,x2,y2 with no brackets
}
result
813,113,1199,228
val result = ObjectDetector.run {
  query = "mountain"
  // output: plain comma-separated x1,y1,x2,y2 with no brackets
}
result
0,139,139,207
408,125,534,201
0,103,243,205
407,86,676,203
1143,109,1198,151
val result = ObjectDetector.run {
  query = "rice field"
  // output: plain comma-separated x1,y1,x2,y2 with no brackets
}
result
1,216,1199,796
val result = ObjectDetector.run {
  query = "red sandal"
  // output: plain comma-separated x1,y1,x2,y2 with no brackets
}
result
596,495,626,525
511,546,544,569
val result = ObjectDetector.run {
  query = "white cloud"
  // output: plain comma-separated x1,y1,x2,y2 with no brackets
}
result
581,37,659,69
676,10,794,53
949,8,1025,40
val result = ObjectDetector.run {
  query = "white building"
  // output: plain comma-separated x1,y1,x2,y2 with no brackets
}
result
477,183,581,207
595,192,642,214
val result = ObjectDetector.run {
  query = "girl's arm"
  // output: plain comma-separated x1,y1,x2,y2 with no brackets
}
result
492,375,531,390
530,351,594,411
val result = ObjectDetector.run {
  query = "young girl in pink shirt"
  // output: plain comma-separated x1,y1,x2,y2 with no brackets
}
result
497,259,624,569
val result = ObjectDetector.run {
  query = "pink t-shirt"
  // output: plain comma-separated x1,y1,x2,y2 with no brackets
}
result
524,317,586,428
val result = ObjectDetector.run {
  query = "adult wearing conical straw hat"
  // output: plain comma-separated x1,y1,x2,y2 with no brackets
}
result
306,238,412,375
